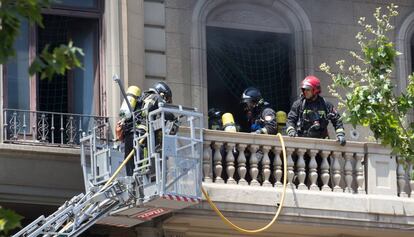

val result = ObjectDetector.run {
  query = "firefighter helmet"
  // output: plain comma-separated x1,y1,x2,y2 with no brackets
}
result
153,81,172,103
301,75,321,95
119,85,141,119
241,87,262,111
241,87,262,104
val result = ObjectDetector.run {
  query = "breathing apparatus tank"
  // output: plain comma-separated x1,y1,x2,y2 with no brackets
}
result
119,86,141,119
222,113,237,132
276,111,287,135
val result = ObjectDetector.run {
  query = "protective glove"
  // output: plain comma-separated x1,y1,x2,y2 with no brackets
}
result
336,133,346,146
287,128,297,137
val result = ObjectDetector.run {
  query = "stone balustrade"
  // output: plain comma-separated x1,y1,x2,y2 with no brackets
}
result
202,129,414,198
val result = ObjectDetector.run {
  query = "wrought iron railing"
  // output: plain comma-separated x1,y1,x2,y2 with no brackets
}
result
2,109,111,147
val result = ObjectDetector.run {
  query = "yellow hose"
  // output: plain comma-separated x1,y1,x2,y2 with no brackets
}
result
201,133,288,234
102,149,135,189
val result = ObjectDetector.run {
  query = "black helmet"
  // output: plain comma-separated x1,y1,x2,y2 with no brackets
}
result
153,81,172,103
241,87,262,104
241,87,262,111
208,108,223,119
208,108,223,130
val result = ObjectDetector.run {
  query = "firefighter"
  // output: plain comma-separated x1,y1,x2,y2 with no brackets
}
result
208,108,223,130
241,87,277,134
286,75,346,146
123,81,173,176
117,85,143,176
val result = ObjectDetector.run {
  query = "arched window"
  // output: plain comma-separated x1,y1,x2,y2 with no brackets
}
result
411,35,414,74
191,0,312,127
396,12,414,92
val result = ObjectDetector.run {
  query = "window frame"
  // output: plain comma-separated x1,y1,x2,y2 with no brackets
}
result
2,2,104,116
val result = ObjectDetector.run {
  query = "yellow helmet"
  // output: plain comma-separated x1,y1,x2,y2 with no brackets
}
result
276,111,287,124
119,86,141,119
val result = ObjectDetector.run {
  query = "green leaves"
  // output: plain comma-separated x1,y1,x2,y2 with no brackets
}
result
0,207,23,236
0,0,51,63
1,0,84,80
320,4,414,165
29,41,84,80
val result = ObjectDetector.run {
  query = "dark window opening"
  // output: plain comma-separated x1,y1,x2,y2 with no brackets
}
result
207,26,292,131
411,35,414,74
37,14,99,114
37,14,99,143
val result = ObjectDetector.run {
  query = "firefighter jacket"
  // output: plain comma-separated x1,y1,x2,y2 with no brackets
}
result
247,102,277,135
286,96,344,138
123,90,173,135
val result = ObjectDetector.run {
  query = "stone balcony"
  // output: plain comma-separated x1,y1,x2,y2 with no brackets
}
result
162,130,414,237
1,124,414,236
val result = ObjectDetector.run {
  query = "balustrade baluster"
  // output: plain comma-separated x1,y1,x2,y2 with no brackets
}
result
332,152,343,192
203,143,213,183
226,143,236,184
309,150,319,191
296,149,307,190
273,147,282,188
262,146,271,187
344,152,354,193
397,158,407,197
249,145,260,186
237,144,248,185
213,142,224,183
355,153,366,194
321,151,331,191
286,148,295,187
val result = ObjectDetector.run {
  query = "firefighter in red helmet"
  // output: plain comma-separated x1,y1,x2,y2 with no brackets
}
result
286,75,346,145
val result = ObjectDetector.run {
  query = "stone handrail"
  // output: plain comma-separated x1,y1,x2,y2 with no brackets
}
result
202,129,413,197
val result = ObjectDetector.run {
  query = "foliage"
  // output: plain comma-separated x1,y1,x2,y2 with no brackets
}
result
0,0,51,63
29,41,84,80
0,207,23,237
320,4,414,174
0,0,84,234
0,0,83,80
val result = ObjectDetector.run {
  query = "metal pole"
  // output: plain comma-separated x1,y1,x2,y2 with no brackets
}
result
112,74,137,138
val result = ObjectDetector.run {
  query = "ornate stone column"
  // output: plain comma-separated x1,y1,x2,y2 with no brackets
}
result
213,142,224,183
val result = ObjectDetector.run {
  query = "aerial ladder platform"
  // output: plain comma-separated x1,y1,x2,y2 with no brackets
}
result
12,78,204,237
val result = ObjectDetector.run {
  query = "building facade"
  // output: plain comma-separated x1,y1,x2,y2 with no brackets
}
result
1,0,414,236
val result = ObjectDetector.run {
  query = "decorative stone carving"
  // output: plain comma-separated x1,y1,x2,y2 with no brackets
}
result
332,152,343,192
308,150,319,191
262,146,272,187
237,144,248,185
296,149,307,190
213,142,224,183
344,152,354,193
286,148,295,188
321,151,331,192
225,143,236,184
203,143,213,183
249,145,260,186
273,147,283,188
397,159,407,197
355,153,366,194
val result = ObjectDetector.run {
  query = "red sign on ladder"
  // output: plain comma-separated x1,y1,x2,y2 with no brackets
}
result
135,208,170,221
